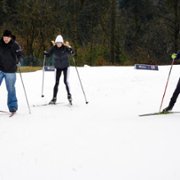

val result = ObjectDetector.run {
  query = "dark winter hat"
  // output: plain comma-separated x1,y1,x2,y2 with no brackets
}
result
3,30,12,37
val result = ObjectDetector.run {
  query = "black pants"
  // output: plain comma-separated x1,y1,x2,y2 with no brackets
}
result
168,78,180,108
53,67,71,98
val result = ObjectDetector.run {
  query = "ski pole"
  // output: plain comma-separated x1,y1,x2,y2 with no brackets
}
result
41,54,46,97
72,57,89,104
159,57,176,112
18,67,31,114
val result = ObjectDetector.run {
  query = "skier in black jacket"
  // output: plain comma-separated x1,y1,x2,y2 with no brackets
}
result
163,51,180,112
44,35,74,104
0,30,23,113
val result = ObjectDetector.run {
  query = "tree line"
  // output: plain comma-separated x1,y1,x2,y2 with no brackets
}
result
0,0,179,66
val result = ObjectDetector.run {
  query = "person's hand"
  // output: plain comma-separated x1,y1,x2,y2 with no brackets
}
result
17,62,21,67
171,53,177,59
44,51,48,55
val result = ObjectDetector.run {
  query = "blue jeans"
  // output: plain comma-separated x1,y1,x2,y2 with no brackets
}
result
0,71,18,112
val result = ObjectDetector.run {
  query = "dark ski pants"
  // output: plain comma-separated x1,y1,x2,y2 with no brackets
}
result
168,78,180,108
53,67,71,99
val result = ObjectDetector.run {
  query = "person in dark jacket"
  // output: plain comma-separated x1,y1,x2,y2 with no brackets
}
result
0,30,23,113
163,51,180,112
44,34,74,104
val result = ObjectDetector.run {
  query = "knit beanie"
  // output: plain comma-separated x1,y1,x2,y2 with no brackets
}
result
3,30,12,37
55,35,64,43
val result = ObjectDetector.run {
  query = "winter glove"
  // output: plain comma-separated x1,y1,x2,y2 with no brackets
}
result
44,51,48,56
171,53,177,59
171,51,180,60
17,62,21,67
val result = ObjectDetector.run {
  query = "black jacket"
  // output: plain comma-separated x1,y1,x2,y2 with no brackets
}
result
0,38,23,73
45,45,74,69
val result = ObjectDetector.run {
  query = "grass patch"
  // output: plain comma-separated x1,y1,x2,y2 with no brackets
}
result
18,66,42,72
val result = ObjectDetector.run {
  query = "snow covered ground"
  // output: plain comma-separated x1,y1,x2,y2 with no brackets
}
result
0,65,180,180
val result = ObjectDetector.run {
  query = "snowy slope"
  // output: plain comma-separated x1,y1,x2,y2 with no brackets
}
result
0,65,180,180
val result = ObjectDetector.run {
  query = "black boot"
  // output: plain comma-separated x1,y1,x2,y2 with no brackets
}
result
49,97,57,104
162,106,173,112
162,101,174,112
67,94,72,105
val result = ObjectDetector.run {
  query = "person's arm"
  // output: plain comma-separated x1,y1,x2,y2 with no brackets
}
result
44,46,54,57
64,41,75,56
14,41,23,64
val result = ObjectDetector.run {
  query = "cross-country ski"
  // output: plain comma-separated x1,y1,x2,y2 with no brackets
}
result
32,102,72,107
139,111,180,117
0,110,16,117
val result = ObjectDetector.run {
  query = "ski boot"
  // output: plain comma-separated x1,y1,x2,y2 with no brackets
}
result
68,94,72,105
162,100,175,113
162,106,173,113
49,97,57,104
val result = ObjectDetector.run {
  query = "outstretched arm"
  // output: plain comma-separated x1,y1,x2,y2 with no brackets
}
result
64,41,75,55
